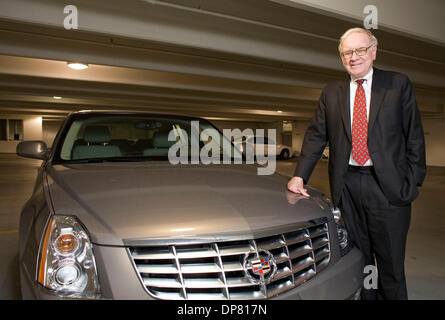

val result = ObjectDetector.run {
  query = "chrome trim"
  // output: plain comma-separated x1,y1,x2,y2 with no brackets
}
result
127,218,330,300
123,218,331,246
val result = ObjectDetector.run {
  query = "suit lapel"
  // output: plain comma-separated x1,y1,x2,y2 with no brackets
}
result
338,80,351,143
368,68,387,134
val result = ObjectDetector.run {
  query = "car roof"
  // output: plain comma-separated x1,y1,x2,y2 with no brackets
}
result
69,110,206,121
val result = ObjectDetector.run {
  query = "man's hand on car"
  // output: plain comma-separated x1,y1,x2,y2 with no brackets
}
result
287,176,310,197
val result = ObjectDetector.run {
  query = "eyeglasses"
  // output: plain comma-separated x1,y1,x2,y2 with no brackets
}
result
340,45,374,59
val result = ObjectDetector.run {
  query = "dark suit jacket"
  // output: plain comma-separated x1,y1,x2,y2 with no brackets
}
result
294,67,426,207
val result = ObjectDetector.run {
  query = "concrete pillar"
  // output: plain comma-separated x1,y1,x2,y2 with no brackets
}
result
292,120,310,155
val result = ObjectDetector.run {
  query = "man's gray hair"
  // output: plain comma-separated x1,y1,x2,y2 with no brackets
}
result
338,28,378,52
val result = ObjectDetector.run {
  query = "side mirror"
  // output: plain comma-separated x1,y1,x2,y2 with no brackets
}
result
16,141,49,160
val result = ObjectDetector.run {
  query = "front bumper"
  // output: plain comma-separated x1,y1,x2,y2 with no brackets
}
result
22,245,364,300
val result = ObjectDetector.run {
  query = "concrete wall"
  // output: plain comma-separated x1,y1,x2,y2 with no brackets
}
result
0,115,42,153
42,120,63,148
291,120,310,155
423,118,445,167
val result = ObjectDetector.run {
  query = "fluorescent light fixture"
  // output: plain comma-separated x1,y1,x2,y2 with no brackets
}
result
67,62,89,70
53,96,62,99
170,227,195,233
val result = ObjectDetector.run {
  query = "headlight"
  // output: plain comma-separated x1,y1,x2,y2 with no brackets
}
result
331,207,352,256
37,215,101,298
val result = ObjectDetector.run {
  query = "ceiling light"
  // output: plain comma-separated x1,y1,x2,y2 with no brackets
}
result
277,110,283,113
67,62,88,70
170,227,195,232
53,96,62,100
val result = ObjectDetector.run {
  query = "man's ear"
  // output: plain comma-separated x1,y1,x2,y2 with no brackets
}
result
372,45,377,61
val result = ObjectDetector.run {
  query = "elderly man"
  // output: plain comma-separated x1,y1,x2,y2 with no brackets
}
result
288,28,426,300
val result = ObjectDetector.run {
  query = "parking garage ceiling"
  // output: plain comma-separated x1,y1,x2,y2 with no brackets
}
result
0,0,444,122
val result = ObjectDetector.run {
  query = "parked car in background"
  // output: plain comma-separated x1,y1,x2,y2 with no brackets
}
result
233,135,293,160
17,111,364,300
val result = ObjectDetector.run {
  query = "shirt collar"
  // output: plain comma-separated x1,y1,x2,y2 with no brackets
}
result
350,67,373,84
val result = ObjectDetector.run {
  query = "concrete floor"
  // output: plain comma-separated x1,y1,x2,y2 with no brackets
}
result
0,154,444,299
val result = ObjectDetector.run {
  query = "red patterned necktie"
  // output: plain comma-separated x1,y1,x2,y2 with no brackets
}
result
352,79,370,166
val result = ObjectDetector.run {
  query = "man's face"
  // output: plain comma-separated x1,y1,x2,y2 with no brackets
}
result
340,32,377,79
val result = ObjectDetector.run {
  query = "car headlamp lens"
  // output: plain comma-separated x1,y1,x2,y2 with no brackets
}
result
55,232,79,256
37,216,100,298
55,263,80,285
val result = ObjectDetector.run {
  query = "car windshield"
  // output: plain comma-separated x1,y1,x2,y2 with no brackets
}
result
55,114,243,163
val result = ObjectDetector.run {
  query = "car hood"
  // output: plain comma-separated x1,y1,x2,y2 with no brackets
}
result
46,162,332,246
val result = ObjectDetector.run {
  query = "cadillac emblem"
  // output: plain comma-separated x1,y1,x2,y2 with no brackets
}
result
243,250,277,285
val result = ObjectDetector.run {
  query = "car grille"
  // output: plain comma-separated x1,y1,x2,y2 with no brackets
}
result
127,219,330,300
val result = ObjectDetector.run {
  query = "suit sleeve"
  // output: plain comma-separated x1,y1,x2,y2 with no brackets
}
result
293,88,328,183
401,76,426,187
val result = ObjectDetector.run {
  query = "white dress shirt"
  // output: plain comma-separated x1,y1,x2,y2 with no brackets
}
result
348,68,374,166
